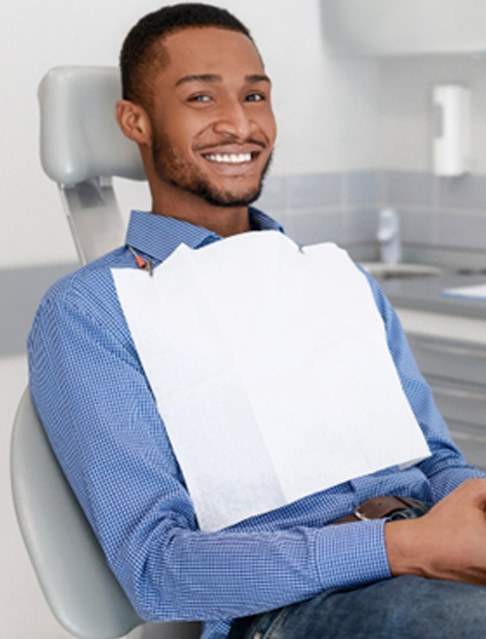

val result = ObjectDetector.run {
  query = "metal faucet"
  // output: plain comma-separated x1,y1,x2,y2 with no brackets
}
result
377,208,402,264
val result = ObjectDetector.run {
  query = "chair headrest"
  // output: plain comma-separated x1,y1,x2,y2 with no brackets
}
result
39,66,146,186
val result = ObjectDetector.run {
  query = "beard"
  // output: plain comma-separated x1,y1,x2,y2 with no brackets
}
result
150,128,273,208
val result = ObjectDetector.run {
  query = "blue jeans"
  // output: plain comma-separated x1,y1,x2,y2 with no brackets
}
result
234,576,486,638
230,504,486,638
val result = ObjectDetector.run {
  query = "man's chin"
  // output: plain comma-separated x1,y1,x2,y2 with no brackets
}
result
193,184,263,209
194,152,272,207
204,193,261,208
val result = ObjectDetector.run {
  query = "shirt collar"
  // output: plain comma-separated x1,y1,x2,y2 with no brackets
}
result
125,208,284,263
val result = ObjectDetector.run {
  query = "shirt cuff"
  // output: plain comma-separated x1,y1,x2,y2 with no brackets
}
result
315,519,391,590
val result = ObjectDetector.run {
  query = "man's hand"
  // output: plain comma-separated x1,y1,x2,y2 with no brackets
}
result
385,478,486,585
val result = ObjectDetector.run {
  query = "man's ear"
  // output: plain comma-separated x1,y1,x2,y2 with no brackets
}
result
116,100,151,145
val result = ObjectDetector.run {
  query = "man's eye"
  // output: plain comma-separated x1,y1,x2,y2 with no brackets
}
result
188,94,212,103
245,93,265,102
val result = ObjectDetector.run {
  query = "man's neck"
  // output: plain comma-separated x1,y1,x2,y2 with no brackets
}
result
150,190,251,237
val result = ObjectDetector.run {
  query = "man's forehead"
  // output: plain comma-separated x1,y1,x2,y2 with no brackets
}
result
159,26,265,78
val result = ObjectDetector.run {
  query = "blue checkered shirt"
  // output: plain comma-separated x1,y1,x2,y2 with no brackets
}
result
28,208,483,639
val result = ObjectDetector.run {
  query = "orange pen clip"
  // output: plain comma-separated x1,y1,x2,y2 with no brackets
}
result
128,246,153,276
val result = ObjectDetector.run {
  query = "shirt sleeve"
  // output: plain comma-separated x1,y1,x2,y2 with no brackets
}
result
28,276,391,623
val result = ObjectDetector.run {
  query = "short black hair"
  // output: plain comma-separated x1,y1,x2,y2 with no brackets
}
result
120,3,254,108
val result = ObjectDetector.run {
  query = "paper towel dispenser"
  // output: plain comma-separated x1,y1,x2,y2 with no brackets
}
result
433,85,471,177
321,0,486,56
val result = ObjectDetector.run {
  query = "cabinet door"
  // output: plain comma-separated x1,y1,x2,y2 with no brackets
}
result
446,419,486,471
428,379,486,429
408,335,486,387
406,334,486,469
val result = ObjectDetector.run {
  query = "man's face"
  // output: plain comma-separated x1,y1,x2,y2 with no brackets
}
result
146,27,277,208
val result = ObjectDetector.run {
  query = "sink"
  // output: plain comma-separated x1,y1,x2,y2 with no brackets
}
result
361,262,442,279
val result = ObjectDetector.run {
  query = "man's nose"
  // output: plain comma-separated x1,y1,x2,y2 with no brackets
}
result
212,99,254,140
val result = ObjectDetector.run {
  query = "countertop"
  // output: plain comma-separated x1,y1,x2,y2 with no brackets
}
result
375,268,486,321
371,266,486,343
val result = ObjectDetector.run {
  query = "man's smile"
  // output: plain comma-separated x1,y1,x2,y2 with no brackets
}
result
203,152,253,164
198,139,266,167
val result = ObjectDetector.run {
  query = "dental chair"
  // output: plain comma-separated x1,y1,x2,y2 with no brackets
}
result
10,66,201,639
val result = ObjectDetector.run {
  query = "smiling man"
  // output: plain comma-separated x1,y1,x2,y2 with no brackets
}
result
28,4,486,639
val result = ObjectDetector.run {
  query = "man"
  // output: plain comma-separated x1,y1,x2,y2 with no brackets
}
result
28,4,486,638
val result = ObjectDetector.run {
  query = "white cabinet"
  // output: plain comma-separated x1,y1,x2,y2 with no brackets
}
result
407,333,486,470
397,309,486,470
321,0,486,56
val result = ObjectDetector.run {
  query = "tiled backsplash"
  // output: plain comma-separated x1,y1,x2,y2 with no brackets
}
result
256,170,378,249
256,170,486,265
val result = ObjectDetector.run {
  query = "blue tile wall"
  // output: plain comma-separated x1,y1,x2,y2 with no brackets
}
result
256,170,486,254
385,171,434,208
287,173,342,209
344,171,380,206
437,174,486,211
256,170,383,249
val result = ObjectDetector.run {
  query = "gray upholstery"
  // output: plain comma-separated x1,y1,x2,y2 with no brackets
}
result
11,392,202,639
10,389,143,639
39,66,145,186
38,66,146,264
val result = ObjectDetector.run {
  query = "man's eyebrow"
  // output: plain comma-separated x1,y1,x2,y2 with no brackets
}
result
175,74,222,87
175,73,271,87
246,74,271,85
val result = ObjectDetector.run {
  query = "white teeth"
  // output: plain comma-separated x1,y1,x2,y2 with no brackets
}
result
204,152,252,164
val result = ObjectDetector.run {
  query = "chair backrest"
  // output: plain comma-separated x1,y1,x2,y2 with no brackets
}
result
23,66,201,639
10,389,144,639
11,390,202,639
38,66,146,264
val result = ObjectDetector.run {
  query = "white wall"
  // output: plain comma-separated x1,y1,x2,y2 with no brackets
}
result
378,53,486,173
0,2,380,637
0,0,380,270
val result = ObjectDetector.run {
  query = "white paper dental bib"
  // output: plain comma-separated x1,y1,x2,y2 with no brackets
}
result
112,232,430,531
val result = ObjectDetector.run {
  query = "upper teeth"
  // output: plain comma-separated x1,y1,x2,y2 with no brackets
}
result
204,153,252,164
